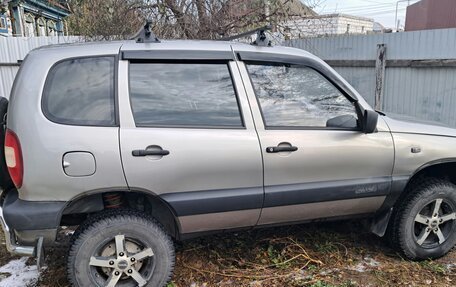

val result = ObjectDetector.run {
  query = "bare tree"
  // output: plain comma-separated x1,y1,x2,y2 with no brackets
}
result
65,0,145,40
65,0,322,41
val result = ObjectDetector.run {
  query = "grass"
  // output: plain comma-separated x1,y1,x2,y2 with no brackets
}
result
1,220,455,286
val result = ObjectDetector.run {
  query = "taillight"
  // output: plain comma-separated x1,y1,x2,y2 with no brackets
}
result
5,129,23,188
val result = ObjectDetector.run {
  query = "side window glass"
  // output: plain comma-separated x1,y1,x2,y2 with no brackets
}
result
43,57,116,126
247,64,358,129
129,63,243,127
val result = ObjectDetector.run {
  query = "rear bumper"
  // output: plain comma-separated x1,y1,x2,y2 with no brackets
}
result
0,190,35,256
0,189,65,256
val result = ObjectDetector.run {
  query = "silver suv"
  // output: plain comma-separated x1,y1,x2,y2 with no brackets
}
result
1,32,456,287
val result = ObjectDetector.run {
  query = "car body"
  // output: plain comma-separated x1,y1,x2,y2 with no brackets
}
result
1,38,455,286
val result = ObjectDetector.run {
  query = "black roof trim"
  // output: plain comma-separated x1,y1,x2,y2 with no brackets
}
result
121,50,235,61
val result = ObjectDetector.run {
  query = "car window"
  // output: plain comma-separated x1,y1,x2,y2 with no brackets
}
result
42,56,116,126
247,64,358,128
129,63,243,127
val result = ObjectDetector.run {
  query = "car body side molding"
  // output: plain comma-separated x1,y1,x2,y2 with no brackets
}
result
263,177,392,208
161,176,394,217
161,187,264,217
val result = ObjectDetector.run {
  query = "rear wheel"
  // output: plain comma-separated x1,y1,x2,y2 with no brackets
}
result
67,210,175,287
391,178,456,260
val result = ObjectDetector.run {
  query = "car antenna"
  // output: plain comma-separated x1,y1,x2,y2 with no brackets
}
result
219,25,272,47
132,19,160,43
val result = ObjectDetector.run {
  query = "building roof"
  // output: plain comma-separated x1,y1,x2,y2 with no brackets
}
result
301,13,374,22
8,0,70,16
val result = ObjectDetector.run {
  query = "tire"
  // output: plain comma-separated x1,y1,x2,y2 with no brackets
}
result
70,208,130,245
390,178,456,260
67,210,175,287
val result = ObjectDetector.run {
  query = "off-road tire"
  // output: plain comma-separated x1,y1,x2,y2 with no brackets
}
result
389,177,456,260
70,208,132,245
67,210,175,287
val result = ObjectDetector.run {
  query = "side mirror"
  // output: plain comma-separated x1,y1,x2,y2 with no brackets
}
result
362,110,378,134
326,114,358,129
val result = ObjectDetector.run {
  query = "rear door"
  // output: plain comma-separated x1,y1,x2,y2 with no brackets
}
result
118,50,263,234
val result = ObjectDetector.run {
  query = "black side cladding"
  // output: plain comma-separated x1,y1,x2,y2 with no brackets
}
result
160,177,393,217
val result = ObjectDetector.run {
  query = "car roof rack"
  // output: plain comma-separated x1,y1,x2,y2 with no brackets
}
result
132,19,160,43
219,25,272,47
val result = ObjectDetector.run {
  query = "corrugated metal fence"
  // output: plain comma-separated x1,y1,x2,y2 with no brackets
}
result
0,36,82,98
2,32,456,127
287,28,456,127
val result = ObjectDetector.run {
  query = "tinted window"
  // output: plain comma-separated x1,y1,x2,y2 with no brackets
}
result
247,64,358,128
129,63,242,127
43,57,115,126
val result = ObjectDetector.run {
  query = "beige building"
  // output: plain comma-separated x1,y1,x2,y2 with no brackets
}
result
284,13,375,39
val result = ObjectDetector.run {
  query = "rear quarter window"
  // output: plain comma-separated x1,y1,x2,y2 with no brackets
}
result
42,56,116,126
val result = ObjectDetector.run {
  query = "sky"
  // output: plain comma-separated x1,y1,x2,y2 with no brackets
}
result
311,0,421,29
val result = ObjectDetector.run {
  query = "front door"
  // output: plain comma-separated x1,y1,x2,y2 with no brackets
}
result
237,59,395,225
118,57,263,234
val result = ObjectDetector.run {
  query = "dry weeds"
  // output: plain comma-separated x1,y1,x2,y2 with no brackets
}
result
1,220,454,287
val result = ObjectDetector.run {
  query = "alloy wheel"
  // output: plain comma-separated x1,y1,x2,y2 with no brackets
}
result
413,198,456,248
88,234,155,287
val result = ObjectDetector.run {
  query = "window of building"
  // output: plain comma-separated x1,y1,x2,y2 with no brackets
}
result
37,18,46,36
0,15,7,31
24,14,35,37
247,64,358,129
42,57,116,126
129,63,243,128
47,20,57,36
346,24,351,33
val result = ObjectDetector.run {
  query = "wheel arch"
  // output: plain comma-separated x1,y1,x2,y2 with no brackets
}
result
371,158,456,237
408,158,456,188
59,188,182,239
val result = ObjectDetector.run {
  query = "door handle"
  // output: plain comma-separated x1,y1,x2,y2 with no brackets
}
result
266,146,298,153
132,149,170,157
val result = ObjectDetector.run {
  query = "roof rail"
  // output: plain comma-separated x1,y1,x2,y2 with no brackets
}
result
219,25,272,47
132,19,160,43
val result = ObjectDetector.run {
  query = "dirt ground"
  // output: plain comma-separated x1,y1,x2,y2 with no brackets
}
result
1,220,455,287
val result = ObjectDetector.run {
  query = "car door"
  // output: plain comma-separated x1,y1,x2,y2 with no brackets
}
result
236,53,395,226
118,49,263,234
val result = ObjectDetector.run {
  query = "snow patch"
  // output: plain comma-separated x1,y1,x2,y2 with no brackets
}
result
347,256,381,273
319,268,340,276
0,257,40,287
363,256,380,267
350,263,367,273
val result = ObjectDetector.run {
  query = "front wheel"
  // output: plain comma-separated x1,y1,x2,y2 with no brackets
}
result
67,211,175,287
392,178,456,260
